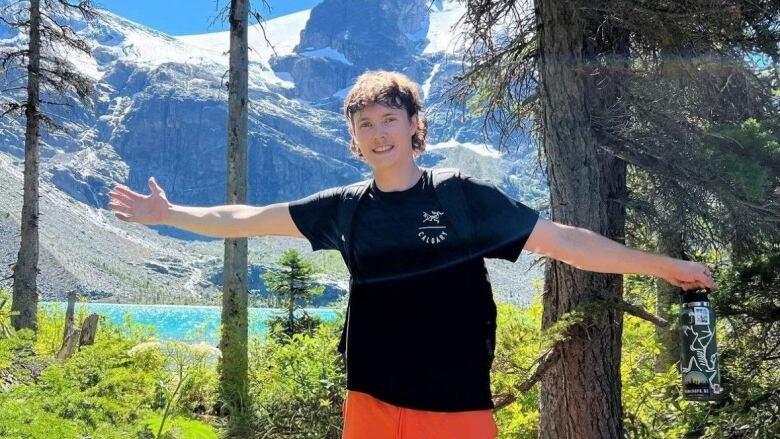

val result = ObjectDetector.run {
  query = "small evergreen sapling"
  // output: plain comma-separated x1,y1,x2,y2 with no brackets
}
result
261,249,325,340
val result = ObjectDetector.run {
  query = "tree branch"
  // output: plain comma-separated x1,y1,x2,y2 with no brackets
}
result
0,102,25,118
39,99,72,107
53,0,98,20
1,49,30,68
492,345,561,412
0,15,28,28
609,297,670,327
596,136,780,222
38,15,91,54
490,292,667,412
249,8,277,58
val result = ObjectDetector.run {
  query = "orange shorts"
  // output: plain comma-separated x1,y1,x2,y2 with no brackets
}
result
341,390,498,439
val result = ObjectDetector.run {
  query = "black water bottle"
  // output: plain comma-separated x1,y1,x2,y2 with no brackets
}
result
680,289,722,400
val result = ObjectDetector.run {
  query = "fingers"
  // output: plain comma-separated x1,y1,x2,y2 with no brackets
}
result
108,186,137,222
108,190,134,207
668,275,715,291
672,279,697,291
700,275,716,290
669,261,716,291
678,278,715,291
694,265,716,290
148,177,164,195
108,201,132,215
114,212,134,222
112,185,143,200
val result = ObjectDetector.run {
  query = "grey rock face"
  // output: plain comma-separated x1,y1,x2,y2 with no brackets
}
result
273,55,358,101
271,0,430,101
298,0,427,67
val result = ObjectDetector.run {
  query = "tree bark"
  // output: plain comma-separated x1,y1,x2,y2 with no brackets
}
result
79,313,99,346
57,294,98,360
288,280,295,332
56,330,81,361
219,0,250,422
11,0,42,332
537,1,627,437
62,290,77,341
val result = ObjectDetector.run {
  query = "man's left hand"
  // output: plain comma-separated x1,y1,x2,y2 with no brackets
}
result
659,260,716,291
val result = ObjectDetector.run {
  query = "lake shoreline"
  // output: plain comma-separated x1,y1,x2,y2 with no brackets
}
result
38,302,340,344
40,301,343,312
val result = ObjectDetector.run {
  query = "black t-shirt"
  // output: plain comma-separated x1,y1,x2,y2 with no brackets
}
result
288,168,539,411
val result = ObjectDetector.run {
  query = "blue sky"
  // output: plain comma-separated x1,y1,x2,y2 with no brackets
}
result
96,0,321,35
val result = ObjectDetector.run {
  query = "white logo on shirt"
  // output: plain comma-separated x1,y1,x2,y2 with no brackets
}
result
422,211,444,223
418,210,447,244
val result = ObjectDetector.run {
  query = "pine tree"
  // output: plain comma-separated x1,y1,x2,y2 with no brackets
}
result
216,0,272,429
1,0,96,331
454,0,780,436
219,0,250,425
262,249,325,340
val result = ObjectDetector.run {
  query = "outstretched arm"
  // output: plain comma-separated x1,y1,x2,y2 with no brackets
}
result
524,218,715,290
108,177,304,239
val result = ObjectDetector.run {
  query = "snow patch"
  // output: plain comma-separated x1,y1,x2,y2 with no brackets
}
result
424,0,466,54
275,71,294,82
65,44,102,81
176,9,311,88
300,47,353,66
427,139,502,158
176,10,310,62
422,62,442,99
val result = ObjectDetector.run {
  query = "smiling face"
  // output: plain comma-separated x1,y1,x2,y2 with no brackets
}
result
342,71,428,173
348,103,419,172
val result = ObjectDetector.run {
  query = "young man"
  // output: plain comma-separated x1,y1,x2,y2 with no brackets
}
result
108,71,715,439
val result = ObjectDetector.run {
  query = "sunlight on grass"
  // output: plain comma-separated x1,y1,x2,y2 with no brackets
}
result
144,415,217,439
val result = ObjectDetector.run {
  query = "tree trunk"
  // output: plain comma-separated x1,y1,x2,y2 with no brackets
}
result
57,295,98,360
79,313,99,346
219,0,250,422
62,290,77,341
11,0,42,332
56,329,81,361
654,228,683,372
288,285,295,332
537,1,627,437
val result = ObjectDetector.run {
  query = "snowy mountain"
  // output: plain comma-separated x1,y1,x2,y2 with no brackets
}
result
0,0,545,306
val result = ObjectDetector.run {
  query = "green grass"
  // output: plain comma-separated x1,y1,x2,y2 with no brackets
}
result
144,415,218,439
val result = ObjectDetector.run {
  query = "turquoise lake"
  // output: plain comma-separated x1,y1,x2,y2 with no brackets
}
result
41,302,340,345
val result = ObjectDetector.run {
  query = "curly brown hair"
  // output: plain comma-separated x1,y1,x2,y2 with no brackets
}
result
343,70,428,159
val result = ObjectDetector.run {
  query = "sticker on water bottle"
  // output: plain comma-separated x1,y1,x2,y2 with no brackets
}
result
694,307,710,325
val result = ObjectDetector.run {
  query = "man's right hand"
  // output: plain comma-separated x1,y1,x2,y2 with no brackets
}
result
108,177,171,225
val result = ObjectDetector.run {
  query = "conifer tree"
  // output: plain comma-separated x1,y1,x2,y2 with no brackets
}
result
218,0,250,427
216,0,272,428
0,0,97,331
455,1,780,436
262,249,325,340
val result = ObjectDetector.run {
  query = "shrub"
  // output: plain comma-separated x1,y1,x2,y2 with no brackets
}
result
247,320,346,439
